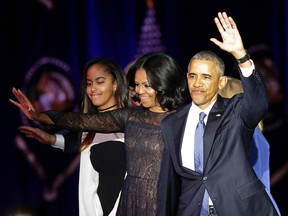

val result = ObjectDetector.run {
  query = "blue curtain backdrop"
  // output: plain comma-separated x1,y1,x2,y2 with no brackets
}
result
0,0,287,215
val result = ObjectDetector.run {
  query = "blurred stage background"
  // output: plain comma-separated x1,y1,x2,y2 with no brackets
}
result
0,0,287,215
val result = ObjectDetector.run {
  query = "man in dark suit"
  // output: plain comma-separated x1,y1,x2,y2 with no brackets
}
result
157,12,279,216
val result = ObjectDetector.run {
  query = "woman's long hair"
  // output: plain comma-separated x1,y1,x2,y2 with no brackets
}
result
79,57,130,151
127,52,190,111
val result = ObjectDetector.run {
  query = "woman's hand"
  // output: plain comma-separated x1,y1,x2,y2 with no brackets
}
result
10,87,37,120
19,125,56,145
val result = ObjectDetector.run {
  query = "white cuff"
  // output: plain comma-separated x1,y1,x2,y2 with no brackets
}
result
51,134,65,151
240,60,255,77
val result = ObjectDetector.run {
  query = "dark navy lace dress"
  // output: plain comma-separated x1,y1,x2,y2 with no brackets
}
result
46,106,173,216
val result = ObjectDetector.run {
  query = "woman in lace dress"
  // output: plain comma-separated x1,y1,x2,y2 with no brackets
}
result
11,52,189,216
16,58,129,216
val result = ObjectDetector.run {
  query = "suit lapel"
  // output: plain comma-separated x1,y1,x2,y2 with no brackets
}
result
203,96,227,168
168,104,192,175
170,97,228,176
171,105,190,169
170,104,201,177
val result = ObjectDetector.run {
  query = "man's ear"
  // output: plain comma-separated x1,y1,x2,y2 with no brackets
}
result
219,76,228,90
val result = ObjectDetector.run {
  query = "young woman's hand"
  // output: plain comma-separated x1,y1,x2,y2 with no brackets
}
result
10,87,37,120
19,125,56,145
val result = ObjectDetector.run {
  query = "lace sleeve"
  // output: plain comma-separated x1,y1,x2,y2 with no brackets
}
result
45,108,130,133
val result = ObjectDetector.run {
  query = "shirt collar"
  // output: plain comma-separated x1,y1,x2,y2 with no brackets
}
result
191,99,217,115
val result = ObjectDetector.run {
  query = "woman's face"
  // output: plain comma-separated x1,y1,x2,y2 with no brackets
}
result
134,68,163,112
85,64,117,110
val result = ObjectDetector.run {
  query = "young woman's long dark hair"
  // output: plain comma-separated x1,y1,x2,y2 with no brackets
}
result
80,57,130,150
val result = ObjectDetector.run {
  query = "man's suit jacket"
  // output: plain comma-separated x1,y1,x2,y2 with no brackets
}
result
157,69,278,216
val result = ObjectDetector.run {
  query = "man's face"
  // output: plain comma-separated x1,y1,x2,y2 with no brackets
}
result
187,59,226,110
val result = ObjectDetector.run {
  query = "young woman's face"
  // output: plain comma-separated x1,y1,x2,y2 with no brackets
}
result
85,64,117,110
134,68,163,112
